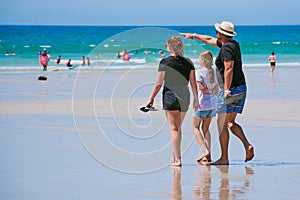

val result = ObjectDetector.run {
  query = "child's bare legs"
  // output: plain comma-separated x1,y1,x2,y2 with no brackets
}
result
201,118,212,161
192,117,210,162
212,113,230,165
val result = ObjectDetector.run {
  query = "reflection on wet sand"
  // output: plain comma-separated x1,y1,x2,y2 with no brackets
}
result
170,165,254,200
193,165,211,199
171,167,182,200
194,165,254,200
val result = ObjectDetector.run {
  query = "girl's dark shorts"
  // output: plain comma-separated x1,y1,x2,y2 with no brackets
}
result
162,88,190,112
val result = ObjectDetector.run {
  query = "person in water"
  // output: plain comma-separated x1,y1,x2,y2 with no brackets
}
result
122,49,131,61
39,50,49,71
86,57,90,66
56,55,61,64
82,55,86,66
66,59,73,67
268,52,277,73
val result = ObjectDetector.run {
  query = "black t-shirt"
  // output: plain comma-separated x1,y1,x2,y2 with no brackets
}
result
158,56,195,90
215,40,246,88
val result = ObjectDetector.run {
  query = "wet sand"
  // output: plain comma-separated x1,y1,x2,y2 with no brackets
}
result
1,67,300,199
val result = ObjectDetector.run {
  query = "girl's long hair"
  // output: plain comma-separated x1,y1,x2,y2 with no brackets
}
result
200,50,215,83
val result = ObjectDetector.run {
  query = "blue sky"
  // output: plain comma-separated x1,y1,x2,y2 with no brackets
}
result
0,0,299,25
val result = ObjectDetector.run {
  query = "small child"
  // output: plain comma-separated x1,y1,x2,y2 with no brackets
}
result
192,50,218,163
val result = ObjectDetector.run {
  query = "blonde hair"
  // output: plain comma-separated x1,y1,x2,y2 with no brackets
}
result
167,36,183,57
200,50,215,84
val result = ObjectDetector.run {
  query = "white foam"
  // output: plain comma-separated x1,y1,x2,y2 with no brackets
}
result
40,45,51,48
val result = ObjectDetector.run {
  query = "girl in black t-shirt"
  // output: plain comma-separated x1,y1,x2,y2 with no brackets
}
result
145,36,199,167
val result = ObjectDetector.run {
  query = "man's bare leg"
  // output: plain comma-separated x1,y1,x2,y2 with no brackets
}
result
211,113,229,165
228,112,254,162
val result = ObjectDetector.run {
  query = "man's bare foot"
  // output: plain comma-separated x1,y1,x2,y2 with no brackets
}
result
205,154,211,162
196,151,210,163
245,145,254,162
197,157,211,165
171,159,182,167
210,158,229,165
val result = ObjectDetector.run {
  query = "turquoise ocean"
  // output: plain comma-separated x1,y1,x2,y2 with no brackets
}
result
0,25,299,72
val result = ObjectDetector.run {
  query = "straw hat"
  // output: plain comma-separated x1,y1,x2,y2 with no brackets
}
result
214,21,237,37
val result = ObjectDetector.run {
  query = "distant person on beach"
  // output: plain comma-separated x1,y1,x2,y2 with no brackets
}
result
143,49,151,54
86,56,90,66
145,36,199,167
66,59,73,67
39,50,49,71
116,51,121,58
159,49,165,59
161,51,165,59
56,55,61,64
182,21,254,165
193,50,218,164
122,49,131,61
82,55,86,66
268,52,276,73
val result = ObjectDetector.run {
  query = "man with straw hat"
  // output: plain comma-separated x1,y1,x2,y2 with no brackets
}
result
182,21,254,165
